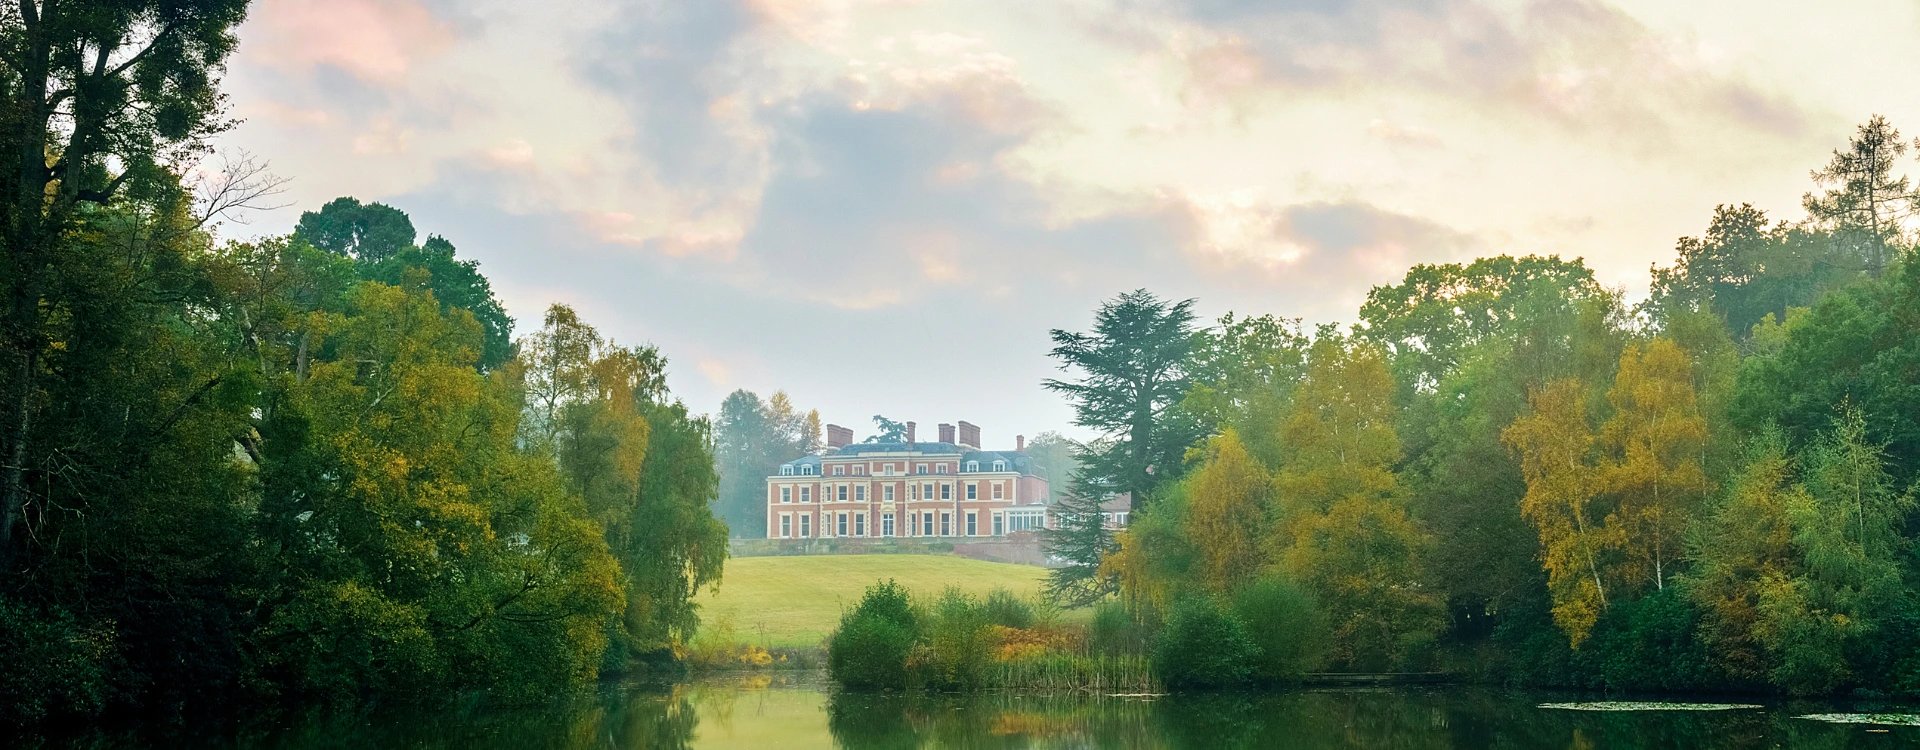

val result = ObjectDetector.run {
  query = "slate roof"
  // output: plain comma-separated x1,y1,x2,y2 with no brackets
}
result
777,442,1037,476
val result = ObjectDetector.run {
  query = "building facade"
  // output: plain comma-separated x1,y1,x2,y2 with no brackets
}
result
765,421,1050,540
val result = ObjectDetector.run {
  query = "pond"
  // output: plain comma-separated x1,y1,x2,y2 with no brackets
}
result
28,673,1920,748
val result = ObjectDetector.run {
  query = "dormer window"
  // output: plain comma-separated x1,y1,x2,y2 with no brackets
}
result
801,465,816,476
780,465,795,476
992,460,1008,472
965,461,979,472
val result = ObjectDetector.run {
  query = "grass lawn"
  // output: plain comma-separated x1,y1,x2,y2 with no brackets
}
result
697,554,1052,647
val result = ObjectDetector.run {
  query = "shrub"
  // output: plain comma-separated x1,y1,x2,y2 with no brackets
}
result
1152,595,1256,690
0,600,118,724
982,587,1036,629
917,588,993,690
1088,600,1152,656
1231,576,1328,682
828,580,921,690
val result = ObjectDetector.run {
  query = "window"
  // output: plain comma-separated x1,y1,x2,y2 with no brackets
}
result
910,484,919,501
853,465,865,476
935,464,948,474
837,513,849,536
779,515,791,538
855,514,867,536
910,513,919,536
780,465,794,476
993,483,1005,500
993,514,1004,536
883,513,894,537
916,463,928,474
884,485,895,502
800,487,812,503
855,485,867,502
966,483,977,500
837,484,848,502
883,464,895,476
940,512,952,536
923,483,934,501
833,465,845,476
992,460,1007,472
799,515,811,538
923,512,935,536
801,464,815,476
780,487,791,503
940,483,952,500
966,512,977,536
965,460,979,472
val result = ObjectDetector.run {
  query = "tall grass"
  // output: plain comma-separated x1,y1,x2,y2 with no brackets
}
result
990,653,1159,693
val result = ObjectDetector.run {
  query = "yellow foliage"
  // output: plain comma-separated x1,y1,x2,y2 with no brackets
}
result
1184,430,1273,593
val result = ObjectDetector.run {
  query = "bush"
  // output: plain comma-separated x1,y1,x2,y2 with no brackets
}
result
916,588,993,690
1231,576,1327,682
1088,600,1153,656
828,580,921,690
0,600,118,724
982,588,1036,629
1152,596,1256,690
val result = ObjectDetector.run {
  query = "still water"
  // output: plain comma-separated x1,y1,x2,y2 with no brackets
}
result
37,673,1920,748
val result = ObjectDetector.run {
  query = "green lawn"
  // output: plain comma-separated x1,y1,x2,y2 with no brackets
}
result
697,554,1052,647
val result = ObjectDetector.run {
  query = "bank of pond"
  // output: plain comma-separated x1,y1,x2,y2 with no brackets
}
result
18,673,1920,748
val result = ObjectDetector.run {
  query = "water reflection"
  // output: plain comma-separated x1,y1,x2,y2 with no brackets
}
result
21,674,1919,748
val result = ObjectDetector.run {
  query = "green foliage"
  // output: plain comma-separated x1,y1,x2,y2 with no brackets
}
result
1231,576,1328,683
0,602,118,724
829,581,920,690
981,588,1036,630
1152,596,1256,690
917,588,994,690
714,389,818,538
1088,600,1154,657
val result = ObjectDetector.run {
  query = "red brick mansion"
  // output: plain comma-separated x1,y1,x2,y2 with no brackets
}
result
764,420,1051,540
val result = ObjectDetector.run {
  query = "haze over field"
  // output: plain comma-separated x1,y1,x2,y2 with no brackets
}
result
210,0,1920,434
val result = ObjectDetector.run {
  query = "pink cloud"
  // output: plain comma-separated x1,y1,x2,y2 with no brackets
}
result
245,0,457,85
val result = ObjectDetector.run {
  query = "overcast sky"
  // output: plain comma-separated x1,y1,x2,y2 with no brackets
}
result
212,0,1920,444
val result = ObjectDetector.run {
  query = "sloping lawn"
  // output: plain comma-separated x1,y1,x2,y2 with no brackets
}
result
697,554,1051,647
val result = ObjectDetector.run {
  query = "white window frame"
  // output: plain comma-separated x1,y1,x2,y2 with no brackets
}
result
992,460,1007,472
779,514,791,538
800,486,812,503
780,487,792,504
884,485,895,502
965,460,979,472
993,483,1004,500
780,465,794,476
799,514,811,538
966,483,977,500
833,465,845,476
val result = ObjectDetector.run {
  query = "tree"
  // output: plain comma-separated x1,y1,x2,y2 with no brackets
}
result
294,196,420,265
1272,336,1442,669
0,0,252,566
1022,431,1080,491
1504,378,1621,648
865,414,909,443
1803,115,1913,273
1647,205,1853,340
1182,312,1308,460
1688,429,1800,684
1599,338,1710,591
1183,430,1271,593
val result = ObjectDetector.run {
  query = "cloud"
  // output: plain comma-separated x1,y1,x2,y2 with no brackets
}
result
245,0,460,85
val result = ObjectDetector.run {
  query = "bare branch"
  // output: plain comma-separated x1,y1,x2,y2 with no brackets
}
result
190,150,292,229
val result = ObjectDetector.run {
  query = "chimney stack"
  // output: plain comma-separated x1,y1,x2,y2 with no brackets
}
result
826,424,853,449
957,421,980,449
1016,434,1025,452
905,421,917,444
938,423,956,444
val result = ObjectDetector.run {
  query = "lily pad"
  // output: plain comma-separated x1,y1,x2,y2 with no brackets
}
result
1794,713,1920,726
1538,701,1762,712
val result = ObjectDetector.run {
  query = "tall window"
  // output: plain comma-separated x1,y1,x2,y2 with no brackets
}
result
923,512,935,536
837,513,849,536
800,487,811,503
799,515,811,538
940,513,952,536
837,485,848,502
855,485,866,502
993,483,1004,500
966,483,977,500
780,515,791,538
993,514,1004,536
884,485,895,502
855,514,867,536
940,483,952,500
883,513,895,537
966,512,977,536
923,482,934,500
780,487,791,503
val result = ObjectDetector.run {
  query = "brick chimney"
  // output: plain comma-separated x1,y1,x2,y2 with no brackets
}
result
905,421,917,444
938,423,956,444
1016,434,1025,452
826,424,853,449
957,421,980,449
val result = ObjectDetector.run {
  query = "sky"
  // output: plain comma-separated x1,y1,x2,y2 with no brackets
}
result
211,0,1920,445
